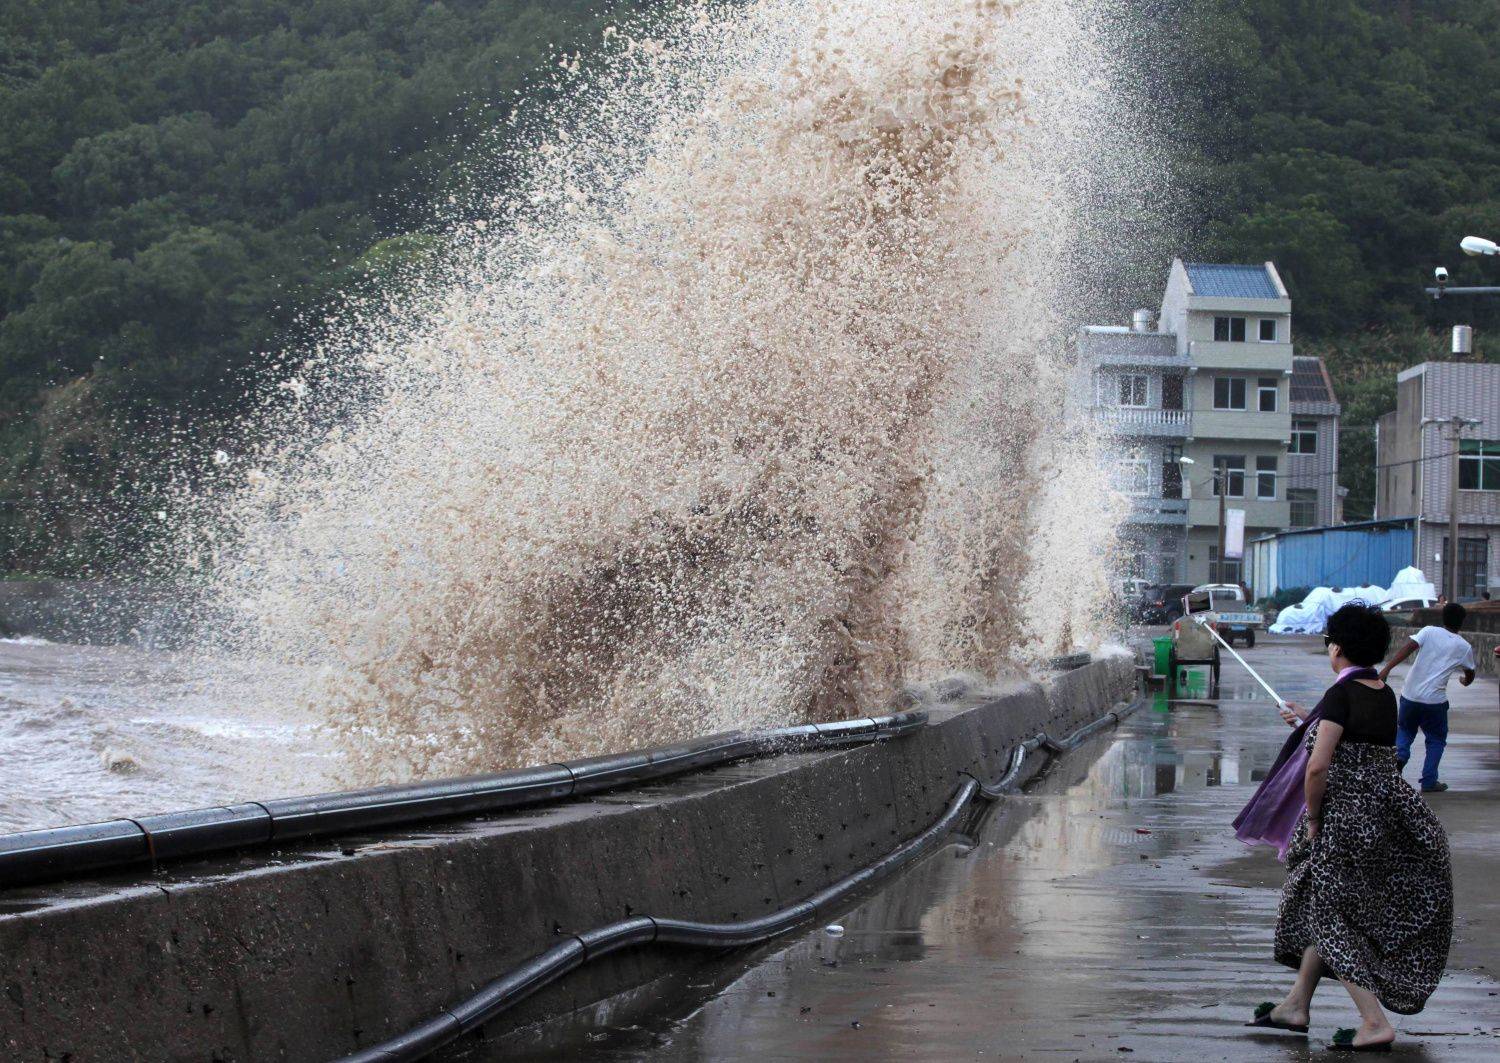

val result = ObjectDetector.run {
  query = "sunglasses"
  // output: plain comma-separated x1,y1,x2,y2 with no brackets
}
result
1324,636,1336,648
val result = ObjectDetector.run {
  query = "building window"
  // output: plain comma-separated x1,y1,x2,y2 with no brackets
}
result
1161,445,1183,500
1162,374,1184,411
1214,316,1247,342
1117,373,1148,408
1259,319,1277,342
1257,377,1278,412
1442,537,1490,600
1208,545,1243,584
1289,419,1318,454
1288,488,1317,527
1256,455,1277,499
1117,458,1149,496
1213,377,1247,410
1212,455,1245,498
1458,439,1500,491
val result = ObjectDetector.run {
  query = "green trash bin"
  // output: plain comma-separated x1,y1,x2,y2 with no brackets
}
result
1175,664,1210,699
1153,635,1173,679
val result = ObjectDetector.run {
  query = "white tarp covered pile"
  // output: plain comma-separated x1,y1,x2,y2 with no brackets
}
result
1387,566,1439,603
1267,567,1436,635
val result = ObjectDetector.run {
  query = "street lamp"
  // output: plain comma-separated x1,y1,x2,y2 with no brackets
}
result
1460,235,1500,257
1426,237,1500,299
1422,414,1484,602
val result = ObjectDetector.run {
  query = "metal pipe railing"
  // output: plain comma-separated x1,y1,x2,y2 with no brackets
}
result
336,697,1144,1063
0,709,926,888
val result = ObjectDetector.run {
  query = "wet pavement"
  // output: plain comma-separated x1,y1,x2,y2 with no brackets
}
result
509,635,1500,1061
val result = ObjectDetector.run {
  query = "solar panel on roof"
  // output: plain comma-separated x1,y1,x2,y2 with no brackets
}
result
1291,358,1332,402
1184,263,1280,300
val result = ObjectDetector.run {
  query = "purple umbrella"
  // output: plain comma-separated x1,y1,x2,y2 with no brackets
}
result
1233,665,1378,860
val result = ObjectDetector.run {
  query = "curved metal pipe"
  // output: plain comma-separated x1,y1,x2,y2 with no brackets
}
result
336,695,1146,1063
0,709,926,888
338,778,981,1063
976,700,1142,800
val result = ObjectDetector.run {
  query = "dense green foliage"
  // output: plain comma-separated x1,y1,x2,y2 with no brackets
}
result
1170,0,1500,335
0,0,612,572
1162,0,1500,522
4,0,1500,571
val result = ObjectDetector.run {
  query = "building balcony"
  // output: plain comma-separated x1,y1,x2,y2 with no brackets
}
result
1094,349,1195,370
1192,409,1290,442
1122,496,1189,525
1092,406,1191,438
1187,496,1290,530
1080,330,1193,370
1080,326,1182,364
1188,340,1294,372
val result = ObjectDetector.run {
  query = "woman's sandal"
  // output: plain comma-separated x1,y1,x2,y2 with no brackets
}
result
1244,1001,1309,1034
1328,1027,1394,1052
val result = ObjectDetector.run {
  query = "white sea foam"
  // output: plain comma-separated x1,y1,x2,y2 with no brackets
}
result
177,0,1152,784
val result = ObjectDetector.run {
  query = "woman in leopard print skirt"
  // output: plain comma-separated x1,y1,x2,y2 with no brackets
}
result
1248,603,1452,1053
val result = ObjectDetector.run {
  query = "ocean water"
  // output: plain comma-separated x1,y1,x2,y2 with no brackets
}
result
0,637,342,832
3,0,1159,832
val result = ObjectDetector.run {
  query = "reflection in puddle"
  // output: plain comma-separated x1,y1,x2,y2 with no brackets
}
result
489,675,1497,1063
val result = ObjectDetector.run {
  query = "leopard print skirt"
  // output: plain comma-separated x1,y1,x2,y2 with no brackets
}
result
1273,728,1452,1014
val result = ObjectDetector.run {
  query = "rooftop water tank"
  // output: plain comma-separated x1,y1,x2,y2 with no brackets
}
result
1132,308,1154,333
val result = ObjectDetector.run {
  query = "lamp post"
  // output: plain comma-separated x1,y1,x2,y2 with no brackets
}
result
1419,236,1500,600
1214,459,1228,584
1423,415,1483,602
1175,455,1194,584
1425,236,1500,300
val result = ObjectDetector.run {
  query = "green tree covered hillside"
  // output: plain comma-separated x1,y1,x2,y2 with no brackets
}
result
3,0,1500,570
0,0,613,572
1161,0,1500,520
1175,0,1500,337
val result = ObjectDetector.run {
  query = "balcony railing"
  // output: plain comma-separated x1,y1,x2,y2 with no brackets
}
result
1122,496,1189,524
1092,406,1191,437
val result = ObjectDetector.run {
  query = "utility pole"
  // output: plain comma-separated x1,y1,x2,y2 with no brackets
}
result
1424,415,1482,602
1216,457,1227,585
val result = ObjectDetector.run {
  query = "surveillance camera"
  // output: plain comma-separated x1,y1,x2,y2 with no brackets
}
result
1436,266,1449,286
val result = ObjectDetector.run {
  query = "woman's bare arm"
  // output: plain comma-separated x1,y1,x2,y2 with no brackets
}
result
1304,719,1343,838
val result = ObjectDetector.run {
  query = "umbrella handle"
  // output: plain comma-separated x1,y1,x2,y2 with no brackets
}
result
1191,615,1286,709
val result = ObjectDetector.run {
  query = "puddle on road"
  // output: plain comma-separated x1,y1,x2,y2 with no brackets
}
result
478,694,1499,1063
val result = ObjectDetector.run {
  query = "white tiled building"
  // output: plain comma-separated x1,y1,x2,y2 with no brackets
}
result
1081,259,1342,586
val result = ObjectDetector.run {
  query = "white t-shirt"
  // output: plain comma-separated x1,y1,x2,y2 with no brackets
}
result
1401,625,1477,706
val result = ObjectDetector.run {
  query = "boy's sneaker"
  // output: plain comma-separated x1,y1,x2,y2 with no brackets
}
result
1421,781,1449,793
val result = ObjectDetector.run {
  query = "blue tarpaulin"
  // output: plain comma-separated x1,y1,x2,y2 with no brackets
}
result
1251,519,1415,596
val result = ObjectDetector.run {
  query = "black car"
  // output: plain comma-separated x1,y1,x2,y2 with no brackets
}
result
1131,583,1196,625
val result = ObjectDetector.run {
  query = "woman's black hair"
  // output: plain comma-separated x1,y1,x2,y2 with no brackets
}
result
1324,601,1391,667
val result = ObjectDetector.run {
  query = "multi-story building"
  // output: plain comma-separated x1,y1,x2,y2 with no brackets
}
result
1079,312,1192,585
1082,259,1341,586
1287,356,1342,528
1376,361,1500,599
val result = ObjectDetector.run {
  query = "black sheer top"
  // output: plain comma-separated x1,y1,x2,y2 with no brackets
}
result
1320,680,1398,746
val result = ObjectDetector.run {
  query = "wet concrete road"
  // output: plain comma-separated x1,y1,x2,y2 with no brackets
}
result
512,636,1500,1060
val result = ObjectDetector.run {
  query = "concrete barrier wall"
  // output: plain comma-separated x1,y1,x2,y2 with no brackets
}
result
0,652,1135,1061
1391,625,1500,678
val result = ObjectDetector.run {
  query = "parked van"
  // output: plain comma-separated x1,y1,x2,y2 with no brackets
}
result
1190,583,1263,647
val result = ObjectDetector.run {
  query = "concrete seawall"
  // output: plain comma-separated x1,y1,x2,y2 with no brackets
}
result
1392,625,1500,677
0,652,1135,1061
